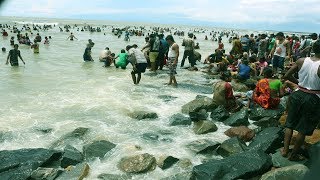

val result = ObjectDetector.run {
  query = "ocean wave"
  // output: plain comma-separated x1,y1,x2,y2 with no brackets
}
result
13,21,59,26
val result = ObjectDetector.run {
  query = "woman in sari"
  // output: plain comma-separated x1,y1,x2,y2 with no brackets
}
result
253,67,284,109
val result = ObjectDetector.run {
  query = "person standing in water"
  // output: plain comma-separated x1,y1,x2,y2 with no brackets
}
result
67,33,77,41
165,35,179,87
31,40,39,53
126,44,148,84
6,44,25,66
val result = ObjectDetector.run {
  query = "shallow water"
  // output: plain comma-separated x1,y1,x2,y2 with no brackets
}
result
0,17,240,179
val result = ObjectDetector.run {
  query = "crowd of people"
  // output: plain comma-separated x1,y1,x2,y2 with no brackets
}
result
2,22,320,162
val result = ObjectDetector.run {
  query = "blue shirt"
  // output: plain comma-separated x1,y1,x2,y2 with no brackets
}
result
238,64,251,79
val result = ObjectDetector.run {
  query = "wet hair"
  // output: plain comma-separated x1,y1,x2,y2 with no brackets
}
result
126,45,133,51
165,35,174,42
220,71,232,81
14,44,19,48
263,67,273,78
105,47,109,50
2,47,6,52
249,56,256,63
132,44,138,48
110,53,115,57
121,49,125,53
313,40,320,54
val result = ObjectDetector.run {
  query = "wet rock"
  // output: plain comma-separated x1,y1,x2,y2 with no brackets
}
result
56,162,90,180
186,139,220,154
260,164,309,180
224,109,249,126
128,111,158,120
271,149,308,168
61,145,83,168
177,158,193,169
248,127,284,154
181,96,214,114
189,109,208,121
169,113,192,126
97,173,132,180
50,127,89,149
210,105,230,122
157,155,179,170
30,167,62,180
158,95,177,102
0,148,62,180
34,127,53,134
83,140,116,160
191,150,272,180
224,126,255,142
193,120,218,135
253,117,280,129
118,153,157,173
217,137,248,157
249,106,285,121
142,133,159,141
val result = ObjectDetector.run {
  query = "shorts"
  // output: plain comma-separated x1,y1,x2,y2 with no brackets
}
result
285,90,320,136
132,63,147,74
272,55,285,70
149,52,159,63
168,57,177,76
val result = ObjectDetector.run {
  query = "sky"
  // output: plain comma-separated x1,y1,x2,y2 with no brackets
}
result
0,0,319,32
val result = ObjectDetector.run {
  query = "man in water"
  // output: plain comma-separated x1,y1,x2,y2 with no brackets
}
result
165,35,179,87
67,33,77,41
6,44,25,66
181,33,195,68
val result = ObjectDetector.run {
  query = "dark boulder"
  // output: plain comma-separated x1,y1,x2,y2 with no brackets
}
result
61,145,83,168
248,127,284,154
210,106,230,122
169,113,191,126
217,137,248,157
83,140,116,160
191,150,272,180
224,109,249,127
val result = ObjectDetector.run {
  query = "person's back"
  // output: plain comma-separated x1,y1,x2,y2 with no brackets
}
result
298,57,320,98
238,63,251,80
116,51,128,69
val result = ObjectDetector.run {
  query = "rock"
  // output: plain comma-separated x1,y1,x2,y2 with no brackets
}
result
142,133,159,141
34,127,53,134
193,120,218,134
189,109,208,121
161,172,192,180
231,81,249,92
252,117,280,129
50,127,89,149
30,167,62,180
249,106,285,121
217,137,248,157
271,149,307,168
56,162,90,180
118,153,156,173
260,164,309,180
158,95,177,102
210,105,230,122
61,145,83,168
157,155,179,170
191,150,272,180
279,113,287,126
248,127,284,154
97,173,132,180
128,111,158,120
169,113,192,126
305,129,320,145
224,109,249,126
186,139,220,154
181,96,215,114
224,126,255,142
83,140,116,160
177,158,193,169
0,148,62,180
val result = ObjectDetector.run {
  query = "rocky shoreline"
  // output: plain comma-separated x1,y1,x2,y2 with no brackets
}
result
1,75,319,179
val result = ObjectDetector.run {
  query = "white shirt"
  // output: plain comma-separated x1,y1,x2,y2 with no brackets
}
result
298,57,320,98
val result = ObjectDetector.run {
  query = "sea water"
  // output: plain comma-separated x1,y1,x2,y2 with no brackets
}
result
0,16,245,179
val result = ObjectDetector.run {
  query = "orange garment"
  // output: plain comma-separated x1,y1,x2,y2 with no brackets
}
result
253,78,280,109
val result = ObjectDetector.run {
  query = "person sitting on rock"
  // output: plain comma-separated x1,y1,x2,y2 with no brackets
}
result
253,67,284,109
212,71,242,112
